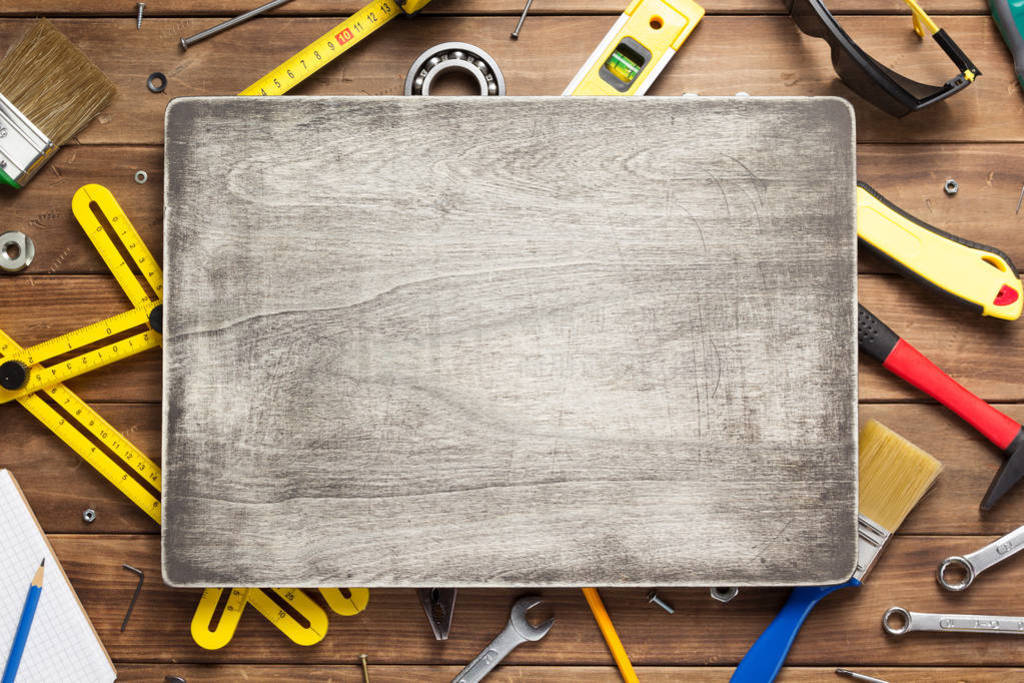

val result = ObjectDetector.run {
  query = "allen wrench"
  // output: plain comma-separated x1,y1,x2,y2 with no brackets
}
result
121,564,144,631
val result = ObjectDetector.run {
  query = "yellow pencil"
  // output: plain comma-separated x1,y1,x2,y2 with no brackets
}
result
581,587,638,683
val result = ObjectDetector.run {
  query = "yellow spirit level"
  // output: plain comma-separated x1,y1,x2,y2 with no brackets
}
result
563,0,704,96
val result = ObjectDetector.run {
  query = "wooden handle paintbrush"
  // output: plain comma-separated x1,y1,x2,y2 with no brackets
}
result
0,19,116,189
730,420,942,683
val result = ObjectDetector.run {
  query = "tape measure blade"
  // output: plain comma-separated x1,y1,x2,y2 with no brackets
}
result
19,392,161,524
239,0,400,96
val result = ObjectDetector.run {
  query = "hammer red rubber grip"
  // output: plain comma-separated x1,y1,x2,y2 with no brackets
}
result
882,339,1021,451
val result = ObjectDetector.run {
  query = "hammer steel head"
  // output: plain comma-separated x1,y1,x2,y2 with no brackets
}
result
509,596,554,641
981,431,1024,511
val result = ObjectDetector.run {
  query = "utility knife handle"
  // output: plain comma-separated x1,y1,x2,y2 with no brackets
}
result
857,182,1022,321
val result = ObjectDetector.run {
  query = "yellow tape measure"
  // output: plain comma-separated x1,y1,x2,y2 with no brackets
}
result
239,0,433,96
0,184,368,649
564,0,704,96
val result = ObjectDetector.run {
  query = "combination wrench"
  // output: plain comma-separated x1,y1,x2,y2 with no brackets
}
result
452,595,554,683
884,607,1024,636
937,523,1024,591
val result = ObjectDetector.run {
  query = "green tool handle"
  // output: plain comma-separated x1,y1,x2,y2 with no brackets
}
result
990,0,1024,87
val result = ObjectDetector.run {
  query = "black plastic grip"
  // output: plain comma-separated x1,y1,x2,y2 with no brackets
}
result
858,304,900,363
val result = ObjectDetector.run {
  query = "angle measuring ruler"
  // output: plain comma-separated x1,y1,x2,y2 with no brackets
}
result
239,0,433,96
0,184,368,649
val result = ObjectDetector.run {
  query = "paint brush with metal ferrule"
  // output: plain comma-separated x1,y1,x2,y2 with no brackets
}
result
730,420,942,683
0,19,116,189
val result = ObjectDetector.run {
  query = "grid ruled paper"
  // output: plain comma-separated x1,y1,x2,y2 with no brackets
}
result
0,470,116,682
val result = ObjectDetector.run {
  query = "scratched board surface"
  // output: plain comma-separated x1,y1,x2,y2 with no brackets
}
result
161,95,857,588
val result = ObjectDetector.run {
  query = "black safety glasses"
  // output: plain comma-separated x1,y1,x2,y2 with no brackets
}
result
786,0,980,117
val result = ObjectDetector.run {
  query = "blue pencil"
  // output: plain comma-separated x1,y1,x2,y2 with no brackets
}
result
1,559,44,683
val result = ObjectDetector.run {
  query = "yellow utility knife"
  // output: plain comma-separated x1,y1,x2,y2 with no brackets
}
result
857,182,1022,320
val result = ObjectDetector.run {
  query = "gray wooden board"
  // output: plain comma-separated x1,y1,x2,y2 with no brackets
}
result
161,95,858,588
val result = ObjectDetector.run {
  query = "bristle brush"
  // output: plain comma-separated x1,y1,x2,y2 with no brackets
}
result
730,420,942,683
0,19,116,188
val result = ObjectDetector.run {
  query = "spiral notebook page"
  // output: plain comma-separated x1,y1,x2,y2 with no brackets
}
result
0,470,116,682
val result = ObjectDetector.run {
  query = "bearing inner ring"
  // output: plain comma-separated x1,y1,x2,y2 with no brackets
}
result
404,42,505,97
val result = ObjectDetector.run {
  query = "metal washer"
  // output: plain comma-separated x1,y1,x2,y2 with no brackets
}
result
404,42,505,97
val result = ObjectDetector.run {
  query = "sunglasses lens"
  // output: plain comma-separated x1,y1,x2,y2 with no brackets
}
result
831,47,911,117
788,0,831,38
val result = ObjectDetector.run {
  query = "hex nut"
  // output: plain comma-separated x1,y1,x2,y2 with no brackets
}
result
710,586,739,603
83,508,96,523
944,179,959,196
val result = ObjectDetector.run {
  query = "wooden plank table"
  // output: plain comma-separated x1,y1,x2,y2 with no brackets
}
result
1,1,1024,679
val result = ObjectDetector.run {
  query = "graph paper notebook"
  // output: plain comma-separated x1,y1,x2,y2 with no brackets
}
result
0,470,115,682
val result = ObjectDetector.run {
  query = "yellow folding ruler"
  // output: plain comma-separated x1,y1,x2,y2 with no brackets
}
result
0,184,368,649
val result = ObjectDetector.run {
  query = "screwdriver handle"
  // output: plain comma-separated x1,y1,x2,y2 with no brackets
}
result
990,0,1024,88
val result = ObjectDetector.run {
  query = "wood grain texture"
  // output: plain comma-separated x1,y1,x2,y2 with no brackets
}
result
0,0,992,17
5,402,1024,537
160,95,857,587
5,143,1024,277
49,534,1024,666
0,14,1016,145
110,664,1024,681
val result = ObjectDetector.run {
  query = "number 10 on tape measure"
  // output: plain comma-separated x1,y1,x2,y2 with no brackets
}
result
239,0,433,96
564,0,704,96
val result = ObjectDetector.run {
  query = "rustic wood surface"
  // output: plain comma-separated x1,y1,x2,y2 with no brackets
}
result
161,95,857,588
1,0,1023,678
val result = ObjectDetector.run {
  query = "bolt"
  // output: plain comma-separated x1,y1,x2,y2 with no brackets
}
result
359,654,369,682
136,3,145,30
82,508,96,523
710,586,739,603
944,178,958,196
646,590,675,614
510,0,534,39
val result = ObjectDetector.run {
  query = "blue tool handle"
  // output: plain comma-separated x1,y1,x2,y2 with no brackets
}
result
2,583,42,683
730,579,859,683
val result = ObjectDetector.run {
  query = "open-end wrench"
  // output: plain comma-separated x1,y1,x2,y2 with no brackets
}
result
938,523,1024,591
883,607,1024,636
452,596,554,683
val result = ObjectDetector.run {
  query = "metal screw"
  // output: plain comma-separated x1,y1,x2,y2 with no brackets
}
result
710,586,739,603
82,508,96,523
136,3,145,30
1016,183,1024,215
944,178,959,196
510,0,534,40
646,590,675,614
359,654,369,682
180,0,294,50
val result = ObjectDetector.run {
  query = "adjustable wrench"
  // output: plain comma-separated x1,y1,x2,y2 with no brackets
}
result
884,607,1024,635
452,596,554,683
937,523,1024,591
